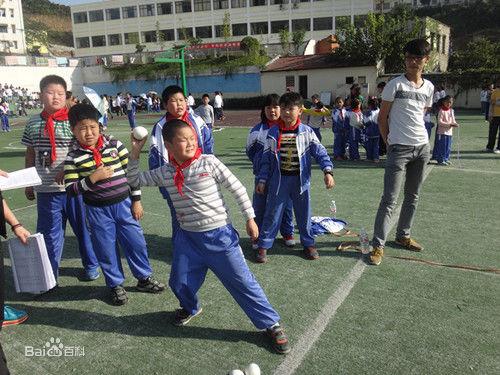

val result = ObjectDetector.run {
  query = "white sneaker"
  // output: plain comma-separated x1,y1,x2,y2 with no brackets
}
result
494,149,500,154
283,235,296,247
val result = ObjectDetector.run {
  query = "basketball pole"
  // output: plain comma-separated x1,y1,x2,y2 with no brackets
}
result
154,45,188,97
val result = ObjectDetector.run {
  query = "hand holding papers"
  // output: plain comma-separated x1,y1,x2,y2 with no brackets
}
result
0,167,42,191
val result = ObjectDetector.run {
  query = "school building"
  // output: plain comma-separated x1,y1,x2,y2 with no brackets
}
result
0,0,26,55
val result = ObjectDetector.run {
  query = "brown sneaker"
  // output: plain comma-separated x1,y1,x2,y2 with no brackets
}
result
369,246,384,266
395,237,424,252
302,246,319,260
255,248,268,263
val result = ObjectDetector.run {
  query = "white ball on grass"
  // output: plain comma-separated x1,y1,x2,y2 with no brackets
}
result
228,370,245,375
132,126,148,140
244,363,261,375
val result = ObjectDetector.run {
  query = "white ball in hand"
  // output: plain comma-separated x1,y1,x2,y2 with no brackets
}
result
244,363,261,375
132,126,148,140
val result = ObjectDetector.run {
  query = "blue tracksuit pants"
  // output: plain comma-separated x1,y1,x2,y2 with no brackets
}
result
253,178,294,237
435,134,453,163
169,224,280,330
333,131,347,158
366,136,380,161
348,127,361,160
36,192,98,279
258,175,314,249
1,114,9,131
127,110,136,129
85,198,152,288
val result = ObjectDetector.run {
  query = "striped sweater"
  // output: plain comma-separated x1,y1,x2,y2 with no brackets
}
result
21,114,74,193
127,154,254,232
64,136,141,207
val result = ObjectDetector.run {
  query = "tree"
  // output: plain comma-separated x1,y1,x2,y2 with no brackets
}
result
449,37,500,72
291,29,306,55
222,12,231,61
279,29,291,56
333,8,424,73
155,21,166,51
240,36,260,57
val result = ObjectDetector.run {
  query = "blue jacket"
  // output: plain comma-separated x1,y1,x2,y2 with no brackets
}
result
363,108,380,137
258,123,333,195
246,121,273,176
331,108,347,133
148,108,214,199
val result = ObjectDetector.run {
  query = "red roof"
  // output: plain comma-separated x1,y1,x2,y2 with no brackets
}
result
263,54,374,72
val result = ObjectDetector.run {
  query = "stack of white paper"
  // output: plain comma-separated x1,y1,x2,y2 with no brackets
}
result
8,233,56,294
0,167,42,191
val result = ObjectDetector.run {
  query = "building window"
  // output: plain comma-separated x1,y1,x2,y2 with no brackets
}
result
441,35,446,54
231,0,246,7
270,0,286,4
73,11,88,24
9,8,14,17
194,0,211,11
11,24,15,33
91,35,106,47
358,76,366,84
139,4,156,17
345,76,354,84
250,21,268,35
232,23,247,36
213,0,229,10
335,16,350,31
250,0,267,5
196,26,212,38
124,32,140,44
285,75,295,88
12,41,17,49
142,30,157,43
76,37,90,48
214,25,223,38
108,34,122,46
157,2,173,15
89,10,104,22
0,24,8,33
0,9,6,17
271,20,288,33
122,6,137,18
106,8,121,20
430,32,435,51
161,29,175,41
177,27,193,40
175,1,192,13
353,15,367,28
292,18,310,32
436,34,441,53
313,17,332,31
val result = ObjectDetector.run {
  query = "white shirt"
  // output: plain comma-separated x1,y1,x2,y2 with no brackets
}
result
382,75,434,146
214,94,222,108
187,95,195,106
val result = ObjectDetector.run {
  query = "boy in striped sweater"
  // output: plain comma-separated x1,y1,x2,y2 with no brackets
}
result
127,119,291,354
64,104,165,305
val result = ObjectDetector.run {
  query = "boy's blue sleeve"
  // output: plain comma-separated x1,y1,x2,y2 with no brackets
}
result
257,135,273,183
202,125,214,154
148,124,170,200
246,126,258,162
310,131,333,171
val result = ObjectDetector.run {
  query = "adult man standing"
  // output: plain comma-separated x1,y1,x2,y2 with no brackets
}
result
486,80,500,154
369,39,434,266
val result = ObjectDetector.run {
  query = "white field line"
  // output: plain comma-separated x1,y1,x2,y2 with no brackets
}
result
11,203,37,212
273,165,435,375
434,166,500,175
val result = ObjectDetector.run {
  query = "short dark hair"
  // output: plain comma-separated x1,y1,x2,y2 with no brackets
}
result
279,92,303,108
367,96,379,109
162,119,191,143
68,103,100,128
404,38,431,57
202,93,210,99
40,75,67,92
351,98,361,109
311,94,320,101
377,81,386,89
260,93,280,123
162,85,184,103
66,91,73,100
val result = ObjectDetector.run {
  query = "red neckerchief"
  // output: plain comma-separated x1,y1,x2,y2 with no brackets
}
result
440,106,450,111
277,118,301,151
171,148,202,196
80,135,104,167
41,107,69,164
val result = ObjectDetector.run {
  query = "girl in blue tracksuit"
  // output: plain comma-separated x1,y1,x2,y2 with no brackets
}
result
346,98,364,161
331,96,347,160
246,94,294,248
424,108,434,141
363,97,380,162
1,102,9,132
256,92,334,262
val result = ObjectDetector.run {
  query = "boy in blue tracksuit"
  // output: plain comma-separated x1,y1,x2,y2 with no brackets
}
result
255,92,335,263
424,108,434,141
331,96,347,160
363,97,381,162
149,85,214,235
246,94,295,249
125,93,137,129
0,102,9,132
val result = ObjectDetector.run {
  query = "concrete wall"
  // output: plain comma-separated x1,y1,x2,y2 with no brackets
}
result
261,66,379,103
0,66,83,93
